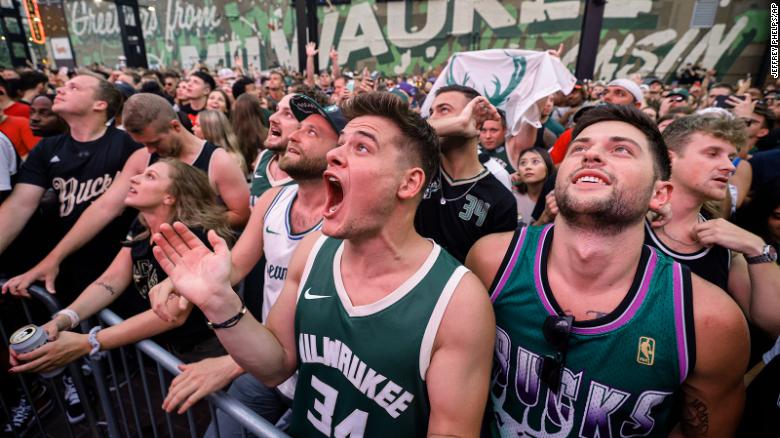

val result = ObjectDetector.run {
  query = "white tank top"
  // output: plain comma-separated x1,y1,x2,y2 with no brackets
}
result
262,185,323,400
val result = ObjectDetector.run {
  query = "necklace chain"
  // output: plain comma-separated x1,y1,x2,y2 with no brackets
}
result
659,214,705,247
438,169,484,205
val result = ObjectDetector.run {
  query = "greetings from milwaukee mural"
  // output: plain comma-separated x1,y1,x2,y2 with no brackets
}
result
64,0,767,81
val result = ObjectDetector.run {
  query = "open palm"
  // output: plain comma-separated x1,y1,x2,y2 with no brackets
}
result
152,222,232,310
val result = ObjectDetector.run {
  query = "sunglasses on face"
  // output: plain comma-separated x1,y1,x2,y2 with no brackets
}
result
539,314,574,393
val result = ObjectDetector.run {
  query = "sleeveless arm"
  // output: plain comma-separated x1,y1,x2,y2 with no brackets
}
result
426,271,495,436
209,148,250,228
229,186,281,283
674,274,748,437
465,231,514,290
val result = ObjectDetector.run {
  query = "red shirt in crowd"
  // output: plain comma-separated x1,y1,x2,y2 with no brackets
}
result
0,114,39,157
549,128,573,165
3,101,31,119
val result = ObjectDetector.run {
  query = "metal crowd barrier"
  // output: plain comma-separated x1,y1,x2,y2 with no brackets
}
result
1,280,288,438
0,280,102,438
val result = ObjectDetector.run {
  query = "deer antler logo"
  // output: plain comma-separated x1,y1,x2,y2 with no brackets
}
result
484,52,527,107
444,52,527,108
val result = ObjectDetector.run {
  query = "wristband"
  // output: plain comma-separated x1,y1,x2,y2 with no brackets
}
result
53,309,80,329
207,305,247,330
88,326,106,359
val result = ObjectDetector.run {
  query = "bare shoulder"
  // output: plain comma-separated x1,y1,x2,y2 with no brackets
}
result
436,271,495,349
691,274,748,343
465,231,515,288
255,186,284,216
124,148,151,173
287,231,324,281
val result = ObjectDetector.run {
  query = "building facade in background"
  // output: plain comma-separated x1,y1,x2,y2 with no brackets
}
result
23,0,772,82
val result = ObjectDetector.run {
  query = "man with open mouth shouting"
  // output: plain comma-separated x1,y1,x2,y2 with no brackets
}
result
152,92,495,436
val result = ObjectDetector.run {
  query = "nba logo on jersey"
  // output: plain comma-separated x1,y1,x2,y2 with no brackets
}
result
636,336,655,366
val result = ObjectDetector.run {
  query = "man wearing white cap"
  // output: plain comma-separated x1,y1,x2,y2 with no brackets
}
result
602,78,644,108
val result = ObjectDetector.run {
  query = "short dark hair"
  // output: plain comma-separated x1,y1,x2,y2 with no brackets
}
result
572,105,671,181
342,92,440,191
122,93,177,134
18,70,47,91
435,84,480,101
231,77,255,99
92,75,124,122
190,71,216,92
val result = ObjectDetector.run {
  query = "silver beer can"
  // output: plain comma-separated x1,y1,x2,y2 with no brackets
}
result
10,324,64,378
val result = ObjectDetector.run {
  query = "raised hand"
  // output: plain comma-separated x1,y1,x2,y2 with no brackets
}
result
329,46,338,61
152,222,233,312
305,41,319,58
547,43,564,58
729,94,755,120
463,96,500,135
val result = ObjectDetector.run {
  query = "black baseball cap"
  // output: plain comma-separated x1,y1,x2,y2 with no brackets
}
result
190,71,216,92
289,94,346,134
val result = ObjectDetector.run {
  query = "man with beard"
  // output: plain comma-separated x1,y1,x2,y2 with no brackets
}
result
149,94,344,433
151,92,494,436
3,93,250,295
416,85,517,263
467,105,747,436
249,86,330,205
646,116,780,337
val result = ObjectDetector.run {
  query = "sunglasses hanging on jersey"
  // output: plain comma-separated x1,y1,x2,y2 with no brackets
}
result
539,314,574,393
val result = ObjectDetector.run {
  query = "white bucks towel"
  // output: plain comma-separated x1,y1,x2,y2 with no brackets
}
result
421,49,577,135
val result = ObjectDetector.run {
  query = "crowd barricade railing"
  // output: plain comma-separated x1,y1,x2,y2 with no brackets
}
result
0,279,105,438
0,278,288,438
97,308,289,438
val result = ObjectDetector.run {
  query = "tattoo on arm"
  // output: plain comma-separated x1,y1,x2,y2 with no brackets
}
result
585,310,609,319
97,282,117,296
680,397,709,436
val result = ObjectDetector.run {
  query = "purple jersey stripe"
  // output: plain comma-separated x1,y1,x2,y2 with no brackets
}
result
672,263,688,383
534,225,557,315
490,227,528,303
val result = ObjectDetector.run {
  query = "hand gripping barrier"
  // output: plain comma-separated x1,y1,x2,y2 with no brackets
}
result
0,279,288,438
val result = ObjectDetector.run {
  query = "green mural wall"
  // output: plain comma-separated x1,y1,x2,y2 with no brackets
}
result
61,0,768,82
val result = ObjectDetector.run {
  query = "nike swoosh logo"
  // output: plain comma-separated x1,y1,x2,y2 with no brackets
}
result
303,288,330,300
265,226,280,235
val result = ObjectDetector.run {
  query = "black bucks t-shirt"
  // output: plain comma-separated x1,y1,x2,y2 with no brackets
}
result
17,126,141,230
16,126,142,297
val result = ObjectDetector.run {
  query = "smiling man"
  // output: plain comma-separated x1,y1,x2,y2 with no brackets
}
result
152,92,495,436
467,106,748,436
646,115,780,337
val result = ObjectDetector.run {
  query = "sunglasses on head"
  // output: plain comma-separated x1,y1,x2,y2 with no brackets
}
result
539,314,574,393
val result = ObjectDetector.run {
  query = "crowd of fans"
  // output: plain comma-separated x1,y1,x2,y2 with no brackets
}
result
0,40,778,437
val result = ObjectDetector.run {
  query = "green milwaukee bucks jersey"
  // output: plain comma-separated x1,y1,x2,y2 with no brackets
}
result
290,236,467,437
249,149,294,205
489,225,695,437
